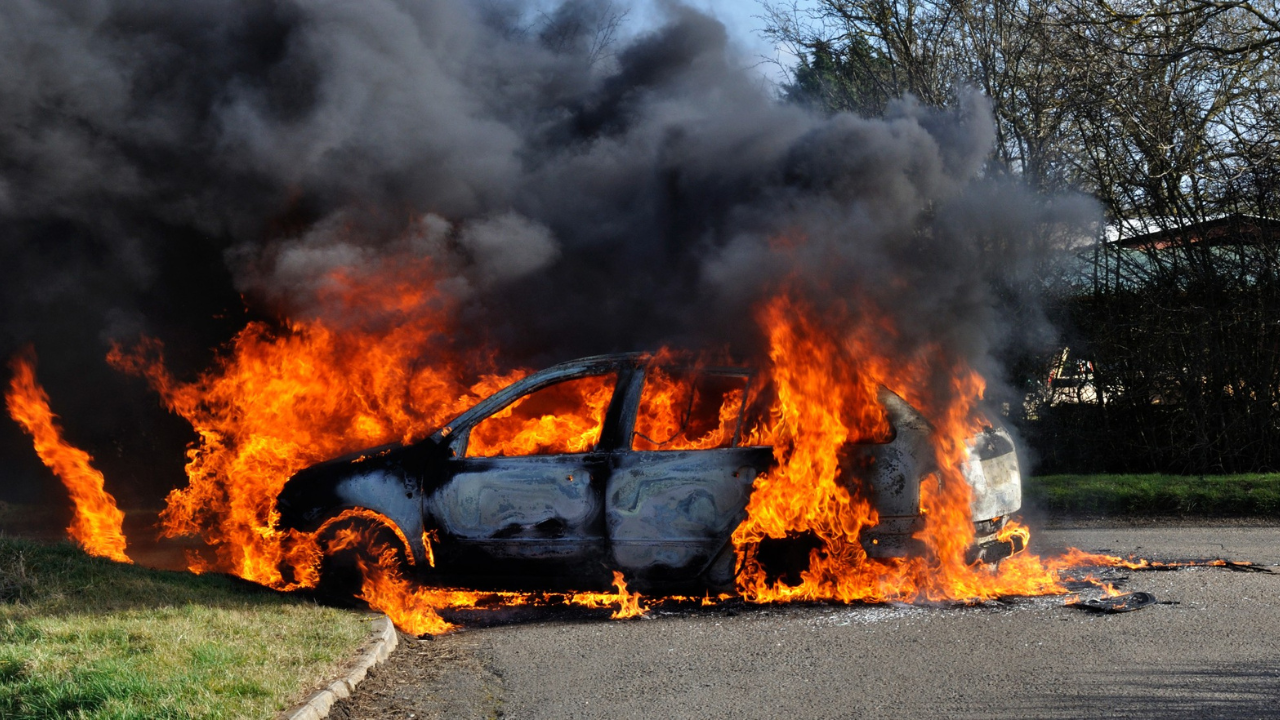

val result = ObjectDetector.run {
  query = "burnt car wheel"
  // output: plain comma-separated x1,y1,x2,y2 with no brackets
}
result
311,513,414,606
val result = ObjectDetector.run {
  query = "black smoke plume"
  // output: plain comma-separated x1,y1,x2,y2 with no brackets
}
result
0,0,1095,504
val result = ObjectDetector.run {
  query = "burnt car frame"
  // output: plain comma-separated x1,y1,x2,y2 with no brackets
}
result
277,353,1023,594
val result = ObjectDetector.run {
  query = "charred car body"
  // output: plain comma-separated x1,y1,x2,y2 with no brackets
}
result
277,353,1023,594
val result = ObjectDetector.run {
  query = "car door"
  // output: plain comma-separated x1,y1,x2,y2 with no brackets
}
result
426,365,622,588
606,364,774,586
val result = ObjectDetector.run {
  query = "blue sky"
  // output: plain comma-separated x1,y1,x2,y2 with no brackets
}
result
627,0,808,84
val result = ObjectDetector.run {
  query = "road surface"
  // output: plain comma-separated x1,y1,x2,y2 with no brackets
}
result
331,523,1280,720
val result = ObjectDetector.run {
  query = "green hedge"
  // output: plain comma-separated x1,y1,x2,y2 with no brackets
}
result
1025,474,1280,516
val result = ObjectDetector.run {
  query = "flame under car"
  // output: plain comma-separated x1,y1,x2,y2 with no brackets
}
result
276,353,1024,594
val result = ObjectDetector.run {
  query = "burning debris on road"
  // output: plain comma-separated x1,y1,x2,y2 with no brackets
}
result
2,0,1127,633
1067,591,1158,613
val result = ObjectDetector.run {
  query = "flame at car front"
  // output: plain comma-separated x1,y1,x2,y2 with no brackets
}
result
733,291,1084,603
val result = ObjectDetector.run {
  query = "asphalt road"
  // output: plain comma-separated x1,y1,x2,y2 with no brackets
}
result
333,523,1280,720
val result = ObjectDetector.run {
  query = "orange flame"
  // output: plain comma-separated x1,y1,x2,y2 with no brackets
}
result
732,292,1071,603
467,373,616,457
88,252,1128,631
107,256,504,586
632,358,744,451
1096,582,1123,598
568,571,648,619
320,512,479,635
103,255,651,628
5,351,131,563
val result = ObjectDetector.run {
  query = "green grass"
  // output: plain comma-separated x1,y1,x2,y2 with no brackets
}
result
0,537,368,719
1026,473,1280,517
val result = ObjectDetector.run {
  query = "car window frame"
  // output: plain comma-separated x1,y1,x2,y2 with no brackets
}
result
628,364,754,452
432,355,637,458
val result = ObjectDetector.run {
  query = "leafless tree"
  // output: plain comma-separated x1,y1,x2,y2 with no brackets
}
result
764,0,1280,472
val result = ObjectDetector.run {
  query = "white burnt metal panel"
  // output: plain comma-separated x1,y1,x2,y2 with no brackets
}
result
605,449,762,581
964,426,1022,522
428,454,603,560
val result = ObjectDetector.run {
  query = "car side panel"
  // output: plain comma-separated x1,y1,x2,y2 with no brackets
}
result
426,453,607,575
605,446,773,584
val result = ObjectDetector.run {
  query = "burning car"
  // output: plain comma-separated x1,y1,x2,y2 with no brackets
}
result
276,353,1024,595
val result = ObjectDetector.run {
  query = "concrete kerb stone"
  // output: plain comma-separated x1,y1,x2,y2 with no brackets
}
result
279,614,400,720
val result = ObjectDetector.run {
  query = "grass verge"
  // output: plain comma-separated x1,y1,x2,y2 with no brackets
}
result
1026,474,1280,517
0,536,367,720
